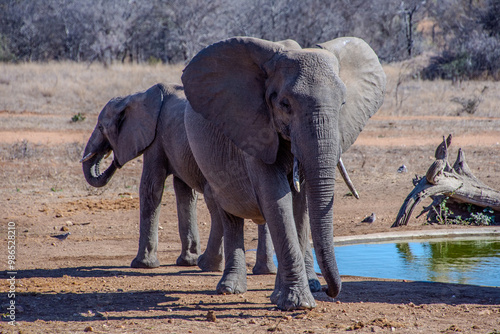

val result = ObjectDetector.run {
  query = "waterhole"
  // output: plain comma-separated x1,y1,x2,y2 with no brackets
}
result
314,237,500,287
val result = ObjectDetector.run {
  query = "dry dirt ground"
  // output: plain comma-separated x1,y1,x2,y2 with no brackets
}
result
0,63,500,333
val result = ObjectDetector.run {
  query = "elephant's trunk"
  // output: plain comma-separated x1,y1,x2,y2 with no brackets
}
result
297,115,342,298
81,131,117,188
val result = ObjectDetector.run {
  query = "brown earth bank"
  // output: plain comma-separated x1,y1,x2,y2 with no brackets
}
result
0,62,499,333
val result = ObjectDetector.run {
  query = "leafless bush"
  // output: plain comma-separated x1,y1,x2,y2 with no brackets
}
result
3,140,42,160
0,0,428,64
450,96,482,115
421,0,500,81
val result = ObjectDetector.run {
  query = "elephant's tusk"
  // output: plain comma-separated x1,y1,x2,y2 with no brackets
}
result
293,157,301,193
337,157,359,199
80,152,96,163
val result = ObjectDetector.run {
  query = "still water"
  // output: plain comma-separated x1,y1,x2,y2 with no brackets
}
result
312,238,500,287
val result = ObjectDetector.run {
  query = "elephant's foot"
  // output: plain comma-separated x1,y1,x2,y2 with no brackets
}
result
176,252,199,266
306,269,322,292
252,260,277,275
130,256,160,269
270,283,316,311
308,278,322,293
216,271,247,294
197,252,224,272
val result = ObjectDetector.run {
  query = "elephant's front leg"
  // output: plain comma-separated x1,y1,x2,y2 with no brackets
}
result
131,164,167,268
217,211,247,294
173,176,201,266
263,191,316,310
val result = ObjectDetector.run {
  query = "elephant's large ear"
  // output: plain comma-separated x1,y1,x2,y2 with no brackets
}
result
182,37,284,164
317,37,386,153
106,84,164,167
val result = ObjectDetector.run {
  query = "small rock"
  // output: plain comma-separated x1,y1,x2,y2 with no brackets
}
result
95,311,106,318
206,310,217,322
84,326,93,332
248,319,256,324
65,221,74,226
60,226,69,232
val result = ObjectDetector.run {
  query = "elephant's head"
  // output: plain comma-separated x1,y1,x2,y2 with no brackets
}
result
81,84,165,187
182,37,386,298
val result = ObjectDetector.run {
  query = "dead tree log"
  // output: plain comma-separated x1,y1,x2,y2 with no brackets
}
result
392,135,500,227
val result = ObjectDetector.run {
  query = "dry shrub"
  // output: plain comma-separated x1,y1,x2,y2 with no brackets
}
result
3,140,43,160
380,62,500,117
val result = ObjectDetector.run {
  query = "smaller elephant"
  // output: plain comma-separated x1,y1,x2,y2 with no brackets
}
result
81,83,276,273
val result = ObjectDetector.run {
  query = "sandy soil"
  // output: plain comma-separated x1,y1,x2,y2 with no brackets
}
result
1,110,500,333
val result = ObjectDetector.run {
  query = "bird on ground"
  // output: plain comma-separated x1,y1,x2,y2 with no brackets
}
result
361,213,376,224
397,165,408,173
51,232,71,240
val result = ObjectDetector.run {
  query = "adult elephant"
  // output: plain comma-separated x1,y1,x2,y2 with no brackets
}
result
182,36,386,310
80,83,276,273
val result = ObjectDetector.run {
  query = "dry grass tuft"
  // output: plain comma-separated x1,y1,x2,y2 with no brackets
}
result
381,60,500,117
0,61,184,116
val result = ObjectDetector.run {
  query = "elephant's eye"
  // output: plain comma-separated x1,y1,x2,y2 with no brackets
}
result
280,98,291,114
98,124,104,133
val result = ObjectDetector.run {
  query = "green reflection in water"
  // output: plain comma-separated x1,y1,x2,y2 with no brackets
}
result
325,237,500,286
394,239,500,285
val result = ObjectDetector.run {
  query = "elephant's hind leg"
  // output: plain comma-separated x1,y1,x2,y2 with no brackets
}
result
197,187,224,271
173,176,201,266
292,189,321,292
216,211,247,295
252,223,277,275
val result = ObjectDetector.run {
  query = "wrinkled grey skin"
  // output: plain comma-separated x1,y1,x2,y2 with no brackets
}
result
182,37,386,310
81,83,277,273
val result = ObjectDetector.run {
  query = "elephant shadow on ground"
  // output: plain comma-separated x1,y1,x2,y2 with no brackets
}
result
336,279,500,306
16,288,292,322
17,265,222,280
